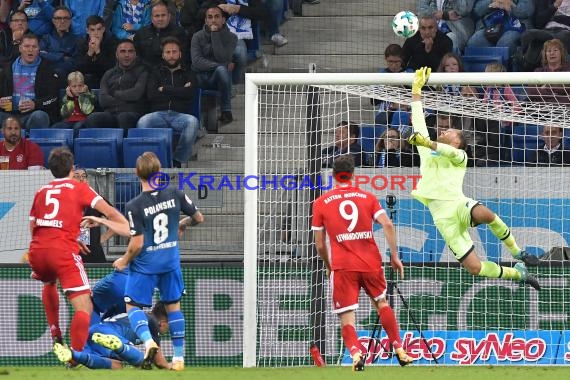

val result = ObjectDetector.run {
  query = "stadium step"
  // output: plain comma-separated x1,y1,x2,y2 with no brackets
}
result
263,53,384,73
302,0,414,17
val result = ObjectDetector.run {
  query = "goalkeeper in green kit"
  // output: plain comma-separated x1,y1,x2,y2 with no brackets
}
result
402,67,540,291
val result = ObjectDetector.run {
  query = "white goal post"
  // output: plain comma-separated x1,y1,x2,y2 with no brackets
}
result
243,72,570,368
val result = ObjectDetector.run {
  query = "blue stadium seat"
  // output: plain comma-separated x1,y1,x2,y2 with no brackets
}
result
464,46,510,66
360,124,386,153
29,129,73,148
510,124,542,164
128,128,172,166
461,55,503,72
74,138,120,168
78,128,124,150
122,137,170,168
29,138,69,165
389,110,411,127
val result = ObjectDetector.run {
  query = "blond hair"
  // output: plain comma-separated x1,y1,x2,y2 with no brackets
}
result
484,62,506,73
67,71,85,84
136,151,161,181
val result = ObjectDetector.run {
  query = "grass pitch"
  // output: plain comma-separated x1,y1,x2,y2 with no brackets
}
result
1,366,568,380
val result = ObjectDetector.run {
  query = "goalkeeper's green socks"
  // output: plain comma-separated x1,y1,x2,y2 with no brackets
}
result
478,261,521,280
488,215,522,256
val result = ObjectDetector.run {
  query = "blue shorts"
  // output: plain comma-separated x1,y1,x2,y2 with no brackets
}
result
124,267,184,306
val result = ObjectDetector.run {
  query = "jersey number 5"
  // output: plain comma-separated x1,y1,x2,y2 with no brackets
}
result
43,189,61,219
339,200,358,232
153,213,169,244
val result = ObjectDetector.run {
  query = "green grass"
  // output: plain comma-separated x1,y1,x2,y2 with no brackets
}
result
1,366,569,380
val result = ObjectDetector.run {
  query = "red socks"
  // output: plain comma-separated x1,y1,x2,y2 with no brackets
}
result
379,305,402,349
42,283,61,341
70,311,90,351
341,324,365,357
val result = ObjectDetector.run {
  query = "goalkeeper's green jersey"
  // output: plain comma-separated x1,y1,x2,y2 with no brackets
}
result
410,101,468,206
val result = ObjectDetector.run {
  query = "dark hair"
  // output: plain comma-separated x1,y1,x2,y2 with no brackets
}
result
152,0,169,10
332,155,355,181
48,147,74,179
161,36,181,49
53,6,72,17
2,116,22,130
86,15,104,27
384,43,403,59
21,33,39,44
199,0,229,20
337,121,360,138
116,38,136,51
10,10,28,22
151,301,167,320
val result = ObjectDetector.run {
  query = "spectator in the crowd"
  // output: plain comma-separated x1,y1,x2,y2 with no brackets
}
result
0,10,30,69
402,14,453,70
62,0,107,38
474,61,519,166
418,0,475,53
0,0,11,27
0,116,44,169
191,2,237,124
526,38,570,104
466,0,534,58
83,39,148,131
321,121,365,168
51,71,95,130
437,52,477,96
178,0,202,37
134,1,188,68
528,124,570,166
137,36,200,168
263,0,288,47
39,6,78,79
372,128,416,167
111,0,152,40
74,15,117,89
219,0,268,84
520,0,570,71
0,33,59,129
372,44,413,125
12,0,57,38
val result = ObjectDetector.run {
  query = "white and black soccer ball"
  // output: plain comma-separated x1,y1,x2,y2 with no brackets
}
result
392,11,419,39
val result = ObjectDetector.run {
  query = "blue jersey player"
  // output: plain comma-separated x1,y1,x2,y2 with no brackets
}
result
54,302,170,369
91,269,129,325
113,152,204,371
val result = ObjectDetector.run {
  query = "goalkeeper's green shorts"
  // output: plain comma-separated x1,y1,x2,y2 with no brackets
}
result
427,197,481,261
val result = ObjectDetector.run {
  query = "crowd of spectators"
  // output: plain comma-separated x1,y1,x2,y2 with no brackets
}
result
0,0,296,169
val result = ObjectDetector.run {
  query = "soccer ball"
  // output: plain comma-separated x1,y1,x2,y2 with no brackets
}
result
392,11,419,38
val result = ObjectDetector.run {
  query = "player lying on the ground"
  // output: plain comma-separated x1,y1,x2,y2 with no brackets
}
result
54,302,170,370
90,268,128,325
402,66,540,291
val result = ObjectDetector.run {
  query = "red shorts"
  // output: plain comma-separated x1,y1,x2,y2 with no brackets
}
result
330,269,387,314
28,248,90,293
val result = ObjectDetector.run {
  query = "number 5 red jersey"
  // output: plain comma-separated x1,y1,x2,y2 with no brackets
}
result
311,185,386,271
29,178,102,253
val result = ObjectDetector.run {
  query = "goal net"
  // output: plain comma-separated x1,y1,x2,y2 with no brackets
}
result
244,72,570,367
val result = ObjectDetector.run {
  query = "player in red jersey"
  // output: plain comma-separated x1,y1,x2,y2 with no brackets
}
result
28,147,129,354
312,155,413,371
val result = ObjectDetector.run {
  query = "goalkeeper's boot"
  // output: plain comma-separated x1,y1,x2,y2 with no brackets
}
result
514,263,541,291
92,332,123,351
171,357,185,371
141,340,159,370
513,250,540,267
395,347,413,367
53,342,72,364
352,351,365,371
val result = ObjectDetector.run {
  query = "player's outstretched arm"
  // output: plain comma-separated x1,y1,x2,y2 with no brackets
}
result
375,212,404,279
91,200,130,237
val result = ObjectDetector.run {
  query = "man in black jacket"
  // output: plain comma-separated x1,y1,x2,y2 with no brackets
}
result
74,15,117,89
83,39,148,131
136,36,199,168
134,1,188,68
0,33,59,129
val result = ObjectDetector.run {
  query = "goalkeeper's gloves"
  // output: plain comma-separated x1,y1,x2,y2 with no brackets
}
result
411,66,431,95
408,132,432,148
